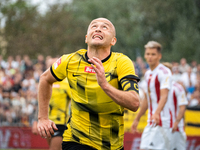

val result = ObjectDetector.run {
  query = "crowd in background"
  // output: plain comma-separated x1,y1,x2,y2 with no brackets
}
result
0,54,200,127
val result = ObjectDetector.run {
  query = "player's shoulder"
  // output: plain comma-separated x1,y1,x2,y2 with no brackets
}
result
172,82,184,92
157,64,171,75
112,52,132,64
60,49,87,61
76,49,87,55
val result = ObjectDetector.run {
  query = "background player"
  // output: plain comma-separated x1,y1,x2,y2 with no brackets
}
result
32,58,71,150
131,41,172,150
37,18,140,150
163,62,188,150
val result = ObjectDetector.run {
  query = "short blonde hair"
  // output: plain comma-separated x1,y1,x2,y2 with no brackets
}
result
162,62,172,72
144,41,162,53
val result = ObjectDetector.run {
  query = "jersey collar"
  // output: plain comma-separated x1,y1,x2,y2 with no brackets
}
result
85,51,112,64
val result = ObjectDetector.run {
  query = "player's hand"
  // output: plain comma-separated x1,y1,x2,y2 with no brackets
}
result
32,121,38,135
151,113,160,126
172,121,178,133
88,57,108,88
37,118,58,139
131,119,139,133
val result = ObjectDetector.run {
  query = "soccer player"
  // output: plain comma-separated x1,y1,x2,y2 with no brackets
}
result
47,58,71,150
37,18,140,150
131,41,172,150
32,58,71,150
162,62,188,150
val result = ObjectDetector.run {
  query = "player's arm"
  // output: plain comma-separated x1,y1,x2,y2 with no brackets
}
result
89,57,140,112
152,88,169,125
131,93,148,133
37,68,58,138
172,105,186,132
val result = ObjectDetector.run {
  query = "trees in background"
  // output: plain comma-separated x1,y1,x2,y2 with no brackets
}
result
0,0,200,62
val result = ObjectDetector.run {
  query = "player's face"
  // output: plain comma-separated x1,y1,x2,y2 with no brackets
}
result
144,48,161,67
85,18,116,48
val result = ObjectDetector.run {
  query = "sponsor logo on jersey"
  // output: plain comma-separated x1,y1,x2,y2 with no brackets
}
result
53,84,60,88
84,66,96,74
54,57,61,69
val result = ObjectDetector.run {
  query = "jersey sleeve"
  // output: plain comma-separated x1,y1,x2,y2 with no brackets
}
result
159,70,171,90
176,85,188,106
50,54,70,81
117,55,140,82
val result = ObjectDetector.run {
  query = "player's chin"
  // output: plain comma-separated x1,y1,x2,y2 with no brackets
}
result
90,42,105,48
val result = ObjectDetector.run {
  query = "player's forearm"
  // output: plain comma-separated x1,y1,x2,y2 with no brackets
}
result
155,89,169,114
38,76,53,120
101,82,140,112
175,105,186,123
154,95,168,115
135,97,148,120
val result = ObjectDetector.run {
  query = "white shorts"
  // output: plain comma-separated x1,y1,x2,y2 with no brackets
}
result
140,125,172,150
170,131,186,150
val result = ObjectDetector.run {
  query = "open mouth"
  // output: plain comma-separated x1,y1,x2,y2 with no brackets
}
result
92,34,103,40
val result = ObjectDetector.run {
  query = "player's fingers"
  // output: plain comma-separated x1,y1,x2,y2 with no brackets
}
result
52,122,58,131
92,57,102,65
89,58,102,69
44,125,53,138
172,128,175,133
47,124,55,137
38,126,47,138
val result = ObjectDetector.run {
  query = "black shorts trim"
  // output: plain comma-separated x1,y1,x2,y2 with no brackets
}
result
62,141,97,150
62,141,124,150
52,125,67,137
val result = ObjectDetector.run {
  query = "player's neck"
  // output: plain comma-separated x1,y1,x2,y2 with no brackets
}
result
149,62,160,71
87,47,111,60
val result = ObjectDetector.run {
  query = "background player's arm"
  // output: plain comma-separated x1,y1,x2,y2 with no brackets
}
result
172,105,186,132
131,93,148,133
152,88,169,125
89,57,140,112
37,68,58,138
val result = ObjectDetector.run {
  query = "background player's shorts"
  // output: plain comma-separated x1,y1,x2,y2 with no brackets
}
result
140,125,172,150
52,125,67,137
170,131,186,150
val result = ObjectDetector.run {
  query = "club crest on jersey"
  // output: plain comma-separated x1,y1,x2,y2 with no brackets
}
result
84,66,96,74
54,57,61,69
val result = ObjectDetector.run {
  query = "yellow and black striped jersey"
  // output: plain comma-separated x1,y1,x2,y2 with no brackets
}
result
50,49,139,150
49,78,71,125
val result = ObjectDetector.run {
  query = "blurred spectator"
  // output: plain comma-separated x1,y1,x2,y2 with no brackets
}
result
15,55,24,73
197,64,200,76
21,71,36,93
179,58,190,73
0,55,7,69
134,56,149,78
34,54,46,72
0,68,5,85
180,66,196,94
172,65,181,82
12,72,22,93
22,55,34,76
188,90,200,107
33,65,43,83
2,74,14,99
191,60,197,73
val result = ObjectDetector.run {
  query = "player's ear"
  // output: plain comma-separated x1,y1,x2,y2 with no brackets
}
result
159,53,162,60
85,35,88,43
111,37,117,46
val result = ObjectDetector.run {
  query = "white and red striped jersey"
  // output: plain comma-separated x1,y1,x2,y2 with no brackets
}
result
168,81,188,132
144,63,172,128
